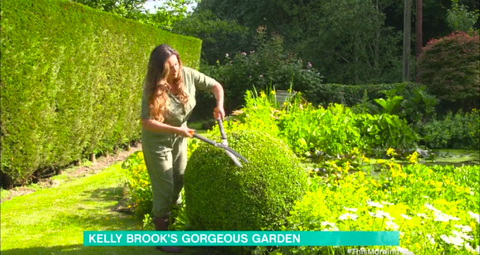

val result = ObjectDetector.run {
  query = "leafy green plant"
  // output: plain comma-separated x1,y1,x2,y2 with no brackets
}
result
373,96,404,115
400,86,440,124
120,151,152,219
314,82,418,108
226,88,421,158
278,103,363,157
207,91,282,143
351,89,379,114
309,147,370,178
364,84,439,124
354,113,421,157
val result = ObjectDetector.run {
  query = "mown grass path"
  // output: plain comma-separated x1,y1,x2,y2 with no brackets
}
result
1,163,170,255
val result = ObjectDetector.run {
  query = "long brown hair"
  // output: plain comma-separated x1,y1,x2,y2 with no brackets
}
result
144,44,189,122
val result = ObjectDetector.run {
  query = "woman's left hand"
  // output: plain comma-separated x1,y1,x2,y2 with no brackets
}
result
214,107,225,120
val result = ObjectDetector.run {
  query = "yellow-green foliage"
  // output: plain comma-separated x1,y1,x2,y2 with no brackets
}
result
271,151,480,255
0,0,202,185
121,151,152,219
121,139,199,219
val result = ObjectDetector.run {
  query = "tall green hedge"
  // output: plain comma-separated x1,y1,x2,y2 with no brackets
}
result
0,0,202,187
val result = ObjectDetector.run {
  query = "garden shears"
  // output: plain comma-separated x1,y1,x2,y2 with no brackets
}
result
188,109,248,167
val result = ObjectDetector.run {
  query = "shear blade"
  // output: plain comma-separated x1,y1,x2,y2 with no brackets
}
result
220,140,243,167
225,151,242,167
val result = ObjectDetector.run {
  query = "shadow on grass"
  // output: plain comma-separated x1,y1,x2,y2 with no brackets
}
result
57,213,137,230
82,187,124,203
1,244,245,255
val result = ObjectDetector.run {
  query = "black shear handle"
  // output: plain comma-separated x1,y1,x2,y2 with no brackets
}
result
217,119,227,140
192,133,216,147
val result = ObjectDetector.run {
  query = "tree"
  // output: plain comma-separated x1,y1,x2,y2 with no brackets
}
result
446,0,480,33
72,0,147,20
415,0,423,82
172,10,252,64
193,0,406,84
402,0,412,82
71,0,196,31
143,0,199,31
191,0,474,85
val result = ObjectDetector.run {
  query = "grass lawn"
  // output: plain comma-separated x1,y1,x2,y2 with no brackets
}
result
1,163,195,255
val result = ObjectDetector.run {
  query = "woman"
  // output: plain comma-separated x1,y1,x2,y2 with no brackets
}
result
141,44,225,253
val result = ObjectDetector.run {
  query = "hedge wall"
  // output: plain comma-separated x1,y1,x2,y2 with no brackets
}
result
309,82,419,106
0,0,202,187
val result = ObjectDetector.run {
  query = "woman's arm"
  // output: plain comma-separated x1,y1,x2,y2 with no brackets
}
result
211,82,225,119
141,119,194,137
185,67,225,119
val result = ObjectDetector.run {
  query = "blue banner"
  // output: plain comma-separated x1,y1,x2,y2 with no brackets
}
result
83,231,399,246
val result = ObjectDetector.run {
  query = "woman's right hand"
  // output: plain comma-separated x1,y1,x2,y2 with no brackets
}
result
176,126,195,137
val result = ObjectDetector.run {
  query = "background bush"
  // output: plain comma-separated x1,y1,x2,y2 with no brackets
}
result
419,109,480,150
417,31,480,113
0,0,202,188
312,82,418,107
199,28,323,114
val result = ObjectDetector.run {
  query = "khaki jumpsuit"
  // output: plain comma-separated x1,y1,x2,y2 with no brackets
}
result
141,67,218,218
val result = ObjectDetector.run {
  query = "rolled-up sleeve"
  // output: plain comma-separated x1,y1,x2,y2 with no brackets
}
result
186,67,218,91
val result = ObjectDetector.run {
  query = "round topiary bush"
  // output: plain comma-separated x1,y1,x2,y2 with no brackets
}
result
184,129,308,232
417,31,480,111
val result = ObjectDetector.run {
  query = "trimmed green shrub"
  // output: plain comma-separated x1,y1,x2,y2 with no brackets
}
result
184,130,308,233
0,0,202,187
417,31,480,111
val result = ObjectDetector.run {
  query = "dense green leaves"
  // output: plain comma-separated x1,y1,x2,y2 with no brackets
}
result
420,109,480,150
